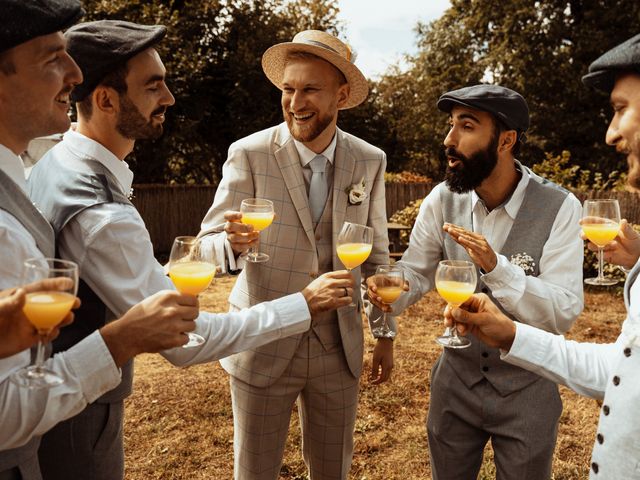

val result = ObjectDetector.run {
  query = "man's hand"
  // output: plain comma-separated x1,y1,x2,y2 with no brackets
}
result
444,293,516,350
0,278,79,359
443,223,497,272
581,218,640,270
370,337,393,384
302,271,354,315
224,211,260,256
100,291,199,367
366,275,409,312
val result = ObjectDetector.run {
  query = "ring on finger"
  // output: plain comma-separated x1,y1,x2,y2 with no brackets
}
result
343,287,349,297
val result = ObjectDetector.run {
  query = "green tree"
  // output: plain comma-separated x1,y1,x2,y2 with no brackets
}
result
79,0,342,183
376,0,640,178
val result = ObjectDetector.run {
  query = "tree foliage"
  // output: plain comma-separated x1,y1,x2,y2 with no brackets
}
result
375,0,640,178
79,0,343,183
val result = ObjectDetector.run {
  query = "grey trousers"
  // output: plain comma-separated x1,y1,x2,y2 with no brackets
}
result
38,401,124,480
427,356,562,480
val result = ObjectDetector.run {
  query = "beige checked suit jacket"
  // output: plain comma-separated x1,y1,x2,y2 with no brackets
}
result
199,122,389,387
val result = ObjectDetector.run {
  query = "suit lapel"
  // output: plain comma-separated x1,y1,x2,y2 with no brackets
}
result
332,129,356,267
273,123,316,249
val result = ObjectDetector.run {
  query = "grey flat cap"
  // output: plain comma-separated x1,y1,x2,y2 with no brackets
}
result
437,84,530,134
0,0,83,53
65,20,167,102
582,33,640,92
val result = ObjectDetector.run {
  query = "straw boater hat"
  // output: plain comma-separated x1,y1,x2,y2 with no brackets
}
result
261,30,369,109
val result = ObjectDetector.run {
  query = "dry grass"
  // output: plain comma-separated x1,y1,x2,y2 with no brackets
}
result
124,278,626,479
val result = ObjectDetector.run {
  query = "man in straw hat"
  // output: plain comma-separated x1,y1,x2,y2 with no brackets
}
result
199,30,392,479
442,32,640,479
366,84,583,479
26,20,354,480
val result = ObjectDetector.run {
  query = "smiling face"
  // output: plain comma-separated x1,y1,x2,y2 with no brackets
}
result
115,48,175,140
606,72,640,191
280,54,349,152
0,32,82,154
442,106,501,193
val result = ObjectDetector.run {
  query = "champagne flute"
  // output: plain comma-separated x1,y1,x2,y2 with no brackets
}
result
240,198,275,263
168,236,216,347
371,265,404,336
435,260,477,349
336,222,373,306
15,258,78,389
582,199,621,286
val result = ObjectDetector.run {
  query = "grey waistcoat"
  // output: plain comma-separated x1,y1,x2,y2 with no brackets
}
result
0,169,55,477
440,168,569,396
28,144,134,403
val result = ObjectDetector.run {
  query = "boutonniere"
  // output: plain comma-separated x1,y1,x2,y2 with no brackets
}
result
127,187,135,201
345,177,367,205
509,252,536,275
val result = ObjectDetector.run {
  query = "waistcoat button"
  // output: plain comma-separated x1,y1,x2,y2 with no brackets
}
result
624,347,631,357
613,376,620,386
597,433,604,444
591,462,599,474
482,366,489,372
482,352,489,358
603,405,610,415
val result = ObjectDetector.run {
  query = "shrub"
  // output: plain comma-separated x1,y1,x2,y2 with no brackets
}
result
384,171,432,183
389,198,423,244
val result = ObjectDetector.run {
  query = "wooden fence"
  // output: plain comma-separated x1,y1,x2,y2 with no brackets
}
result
132,183,640,254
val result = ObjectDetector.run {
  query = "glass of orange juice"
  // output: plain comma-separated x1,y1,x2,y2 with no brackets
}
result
240,198,275,263
435,260,477,349
169,236,217,348
371,265,404,336
337,222,373,306
582,199,621,286
15,258,78,388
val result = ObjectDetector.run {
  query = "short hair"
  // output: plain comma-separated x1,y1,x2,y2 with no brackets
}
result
493,116,523,157
76,61,129,119
0,50,16,75
284,50,347,86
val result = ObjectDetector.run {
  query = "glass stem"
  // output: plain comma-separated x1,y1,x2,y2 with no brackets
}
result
598,247,605,280
449,304,460,339
34,338,46,372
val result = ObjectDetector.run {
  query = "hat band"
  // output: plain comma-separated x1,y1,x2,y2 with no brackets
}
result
298,39,347,60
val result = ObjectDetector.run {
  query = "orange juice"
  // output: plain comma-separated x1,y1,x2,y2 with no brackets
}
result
242,212,274,232
23,291,75,332
377,286,403,304
582,222,619,247
436,280,475,306
336,243,372,270
169,261,217,296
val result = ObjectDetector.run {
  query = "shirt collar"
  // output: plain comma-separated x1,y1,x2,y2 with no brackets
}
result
0,143,27,193
292,132,337,167
63,130,134,194
471,160,530,219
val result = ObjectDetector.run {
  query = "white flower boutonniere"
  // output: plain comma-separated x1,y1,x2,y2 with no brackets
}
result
346,177,367,205
127,187,135,201
509,252,536,275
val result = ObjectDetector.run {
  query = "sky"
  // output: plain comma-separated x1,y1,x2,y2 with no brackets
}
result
337,0,451,79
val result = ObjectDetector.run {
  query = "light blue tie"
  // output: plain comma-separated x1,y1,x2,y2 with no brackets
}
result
308,154,328,224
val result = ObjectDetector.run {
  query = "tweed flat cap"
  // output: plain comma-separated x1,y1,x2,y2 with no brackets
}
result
0,0,83,53
437,84,530,134
65,20,167,102
582,33,640,92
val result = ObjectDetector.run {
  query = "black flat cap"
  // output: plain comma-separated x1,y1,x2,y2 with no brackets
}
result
437,84,530,134
0,0,83,53
65,20,167,102
582,33,640,92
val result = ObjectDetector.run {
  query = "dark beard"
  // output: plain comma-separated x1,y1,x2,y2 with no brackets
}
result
444,132,500,193
116,94,165,140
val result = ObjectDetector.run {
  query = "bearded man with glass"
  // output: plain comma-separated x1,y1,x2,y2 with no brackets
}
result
367,85,584,479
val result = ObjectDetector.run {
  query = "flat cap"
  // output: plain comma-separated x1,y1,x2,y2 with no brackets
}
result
437,84,530,134
0,0,83,53
582,33,640,92
65,20,167,102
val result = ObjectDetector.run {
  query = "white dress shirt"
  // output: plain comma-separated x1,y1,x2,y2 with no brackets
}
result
57,131,312,368
394,166,584,334
202,131,338,274
0,144,120,450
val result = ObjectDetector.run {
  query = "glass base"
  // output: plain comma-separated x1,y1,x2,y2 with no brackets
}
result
435,333,471,349
244,252,270,263
183,332,205,348
585,276,619,286
13,366,64,389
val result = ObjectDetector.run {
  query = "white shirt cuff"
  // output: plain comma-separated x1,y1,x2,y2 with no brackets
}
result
481,254,518,290
270,292,311,337
64,331,121,403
